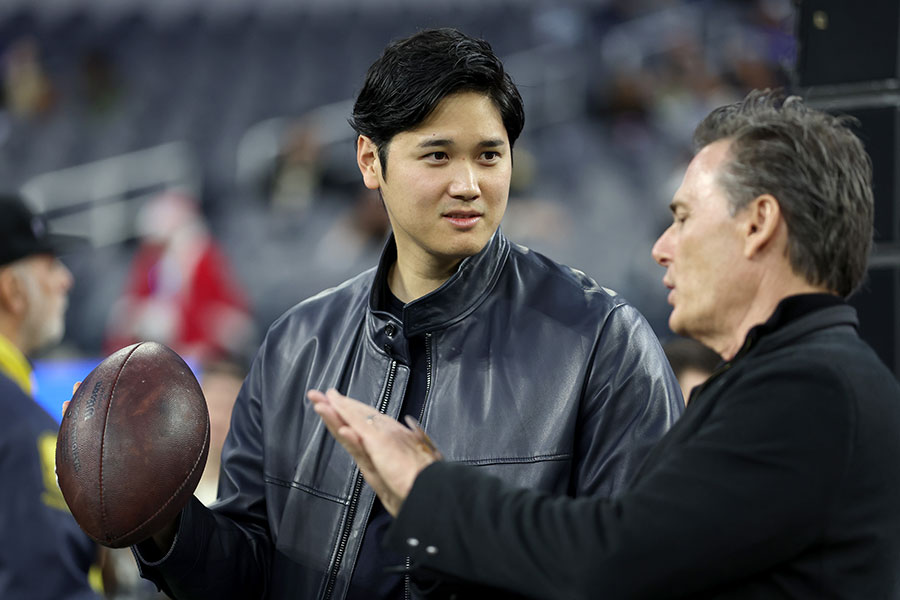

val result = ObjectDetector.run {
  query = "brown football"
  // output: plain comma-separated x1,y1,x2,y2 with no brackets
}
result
56,341,210,548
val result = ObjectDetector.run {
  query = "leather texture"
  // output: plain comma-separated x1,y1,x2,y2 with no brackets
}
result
57,341,210,548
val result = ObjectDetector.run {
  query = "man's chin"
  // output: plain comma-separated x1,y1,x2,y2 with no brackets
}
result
31,326,65,356
668,313,689,338
432,240,490,265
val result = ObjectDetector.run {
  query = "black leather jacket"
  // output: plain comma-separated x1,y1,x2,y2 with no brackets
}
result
136,231,683,599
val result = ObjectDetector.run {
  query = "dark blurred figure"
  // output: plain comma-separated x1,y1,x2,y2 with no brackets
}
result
311,186,391,273
663,336,720,404
265,120,325,212
0,195,101,598
105,190,255,363
79,48,122,116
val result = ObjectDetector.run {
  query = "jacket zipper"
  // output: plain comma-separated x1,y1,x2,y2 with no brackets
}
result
419,333,433,424
405,332,433,600
323,360,398,600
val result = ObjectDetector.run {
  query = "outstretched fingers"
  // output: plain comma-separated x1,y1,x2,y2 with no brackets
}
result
308,389,365,455
308,389,392,505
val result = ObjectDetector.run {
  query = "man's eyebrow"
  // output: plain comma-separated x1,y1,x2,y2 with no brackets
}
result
415,138,507,149
669,200,686,213
418,138,453,149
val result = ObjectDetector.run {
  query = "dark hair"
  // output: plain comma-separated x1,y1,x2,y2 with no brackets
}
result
349,28,525,176
693,89,874,297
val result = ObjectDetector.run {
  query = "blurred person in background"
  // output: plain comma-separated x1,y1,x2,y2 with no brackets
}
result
311,186,392,274
2,37,56,120
265,119,327,212
129,27,682,599
311,90,900,598
104,189,255,364
662,336,720,404
78,47,122,117
0,194,103,598
194,356,248,507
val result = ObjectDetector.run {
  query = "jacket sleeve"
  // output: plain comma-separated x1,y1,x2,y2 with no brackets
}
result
386,362,853,599
133,339,273,599
572,302,683,497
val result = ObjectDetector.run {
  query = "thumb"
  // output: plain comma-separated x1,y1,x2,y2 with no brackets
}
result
63,380,81,418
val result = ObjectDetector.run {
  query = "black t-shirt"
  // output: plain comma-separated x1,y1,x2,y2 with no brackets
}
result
346,287,429,600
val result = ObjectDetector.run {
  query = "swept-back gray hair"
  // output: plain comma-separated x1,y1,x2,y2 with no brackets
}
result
693,89,873,298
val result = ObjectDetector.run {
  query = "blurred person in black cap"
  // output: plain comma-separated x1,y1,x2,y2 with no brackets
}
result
0,194,103,598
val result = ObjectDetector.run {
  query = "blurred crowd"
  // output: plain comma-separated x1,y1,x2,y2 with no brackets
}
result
0,0,794,364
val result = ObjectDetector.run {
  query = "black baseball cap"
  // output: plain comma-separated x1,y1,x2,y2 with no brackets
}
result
0,194,88,267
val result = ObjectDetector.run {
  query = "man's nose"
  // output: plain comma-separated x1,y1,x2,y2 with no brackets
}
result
651,226,673,267
55,259,74,292
448,161,480,200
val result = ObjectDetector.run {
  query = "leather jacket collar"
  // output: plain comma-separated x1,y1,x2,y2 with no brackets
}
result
367,230,510,337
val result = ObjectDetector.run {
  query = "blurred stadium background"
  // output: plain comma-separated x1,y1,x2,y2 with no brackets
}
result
0,0,797,414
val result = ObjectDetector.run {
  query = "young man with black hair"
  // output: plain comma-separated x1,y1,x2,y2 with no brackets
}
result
133,28,682,599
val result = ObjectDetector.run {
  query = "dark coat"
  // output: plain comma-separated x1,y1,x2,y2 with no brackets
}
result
0,371,98,599
388,297,900,599
135,231,683,599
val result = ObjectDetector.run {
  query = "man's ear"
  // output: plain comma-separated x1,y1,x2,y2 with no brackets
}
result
0,266,27,316
357,135,382,190
743,193,783,259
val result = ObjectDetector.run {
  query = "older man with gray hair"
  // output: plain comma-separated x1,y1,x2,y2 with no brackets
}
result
0,195,100,598
310,90,900,599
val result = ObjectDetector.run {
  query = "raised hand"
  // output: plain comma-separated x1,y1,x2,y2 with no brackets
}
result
308,388,441,516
